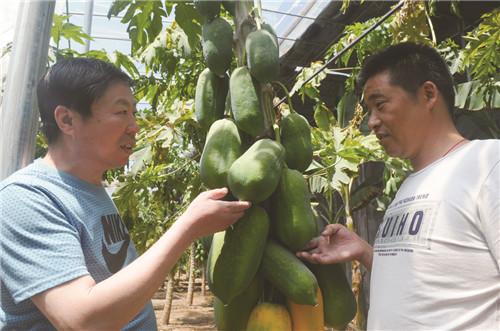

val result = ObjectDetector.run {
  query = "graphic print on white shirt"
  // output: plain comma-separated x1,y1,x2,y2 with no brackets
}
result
374,196,439,255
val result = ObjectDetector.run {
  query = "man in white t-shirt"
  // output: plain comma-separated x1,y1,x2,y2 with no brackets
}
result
298,42,499,330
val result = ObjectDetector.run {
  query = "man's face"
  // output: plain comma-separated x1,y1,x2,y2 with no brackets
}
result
73,82,138,170
363,71,427,159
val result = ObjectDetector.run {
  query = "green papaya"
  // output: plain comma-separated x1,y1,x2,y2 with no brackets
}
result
308,263,357,329
261,22,279,48
280,112,313,172
246,29,279,83
194,0,221,22
195,68,229,130
227,139,285,203
207,231,225,291
202,17,233,76
230,66,265,137
213,206,269,303
214,274,263,330
261,240,318,306
199,119,242,189
272,168,317,252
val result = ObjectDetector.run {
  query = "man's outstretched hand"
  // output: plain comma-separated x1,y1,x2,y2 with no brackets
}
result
296,223,373,271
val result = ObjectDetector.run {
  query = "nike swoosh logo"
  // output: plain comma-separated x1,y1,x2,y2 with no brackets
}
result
102,233,130,274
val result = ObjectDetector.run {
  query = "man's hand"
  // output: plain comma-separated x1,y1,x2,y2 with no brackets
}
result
296,224,373,271
180,188,251,239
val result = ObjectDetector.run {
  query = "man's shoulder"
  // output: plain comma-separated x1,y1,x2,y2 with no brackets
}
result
0,161,44,191
470,138,500,150
0,160,67,203
468,139,500,164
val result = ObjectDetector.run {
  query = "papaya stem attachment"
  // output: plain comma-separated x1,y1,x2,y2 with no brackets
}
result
273,123,281,144
253,0,263,30
272,81,295,114
261,83,276,135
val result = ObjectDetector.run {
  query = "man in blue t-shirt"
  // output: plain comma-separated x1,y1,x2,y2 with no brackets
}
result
0,58,251,330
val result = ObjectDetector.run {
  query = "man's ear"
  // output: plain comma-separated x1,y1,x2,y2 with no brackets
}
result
53,105,76,136
421,81,438,109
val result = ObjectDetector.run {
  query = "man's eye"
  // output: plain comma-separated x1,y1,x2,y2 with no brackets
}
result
376,102,385,110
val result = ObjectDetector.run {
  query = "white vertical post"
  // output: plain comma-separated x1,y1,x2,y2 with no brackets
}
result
0,0,56,180
83,0,94,52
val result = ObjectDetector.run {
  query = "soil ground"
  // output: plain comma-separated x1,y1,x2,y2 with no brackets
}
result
153,279,216,331
152,278,357,331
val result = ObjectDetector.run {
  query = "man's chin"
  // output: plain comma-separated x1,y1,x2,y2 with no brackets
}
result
380,144,401,158
109,158,129,170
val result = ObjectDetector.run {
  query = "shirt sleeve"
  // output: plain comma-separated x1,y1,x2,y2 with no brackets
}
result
477,160,500,270
0,184,89,303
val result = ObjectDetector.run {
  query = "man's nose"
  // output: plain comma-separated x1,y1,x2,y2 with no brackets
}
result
127,116,139,135
367,111,380,131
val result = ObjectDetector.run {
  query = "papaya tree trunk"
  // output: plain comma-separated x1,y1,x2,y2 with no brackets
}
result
186,243,196,305
233,1,253,66
352,259,366,329
160,272,175,326
343,182,365,329
201,261,206,296
176,267,181,281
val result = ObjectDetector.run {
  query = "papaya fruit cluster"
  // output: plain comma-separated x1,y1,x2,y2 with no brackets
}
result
194,1,356,330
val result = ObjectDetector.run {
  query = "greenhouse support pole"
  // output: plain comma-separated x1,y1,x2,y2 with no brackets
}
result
83,0,94,52
0,0,55,181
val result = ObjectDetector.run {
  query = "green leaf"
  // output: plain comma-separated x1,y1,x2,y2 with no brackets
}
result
309,175,329,194
455,79,500,111
129,145,153,175
175,3,202,51
331,166,350,191
113,51,140,78
108,0,132,19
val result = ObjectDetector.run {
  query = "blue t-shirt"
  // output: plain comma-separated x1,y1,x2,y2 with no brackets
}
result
0,159,157,330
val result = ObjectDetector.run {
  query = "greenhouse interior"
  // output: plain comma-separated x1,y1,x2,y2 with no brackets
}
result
0,1,499,330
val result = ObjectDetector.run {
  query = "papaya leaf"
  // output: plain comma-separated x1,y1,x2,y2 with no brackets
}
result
309,175,329,194
113,51,140,78
129,145,153,176
107,0,132,19
175,3,202,51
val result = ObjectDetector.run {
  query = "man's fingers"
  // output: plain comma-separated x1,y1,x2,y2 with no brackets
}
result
219,200,251,213
297,251,328,264
206,187,229,200
322,223,343,236
302,237,320,250
296,251,315,263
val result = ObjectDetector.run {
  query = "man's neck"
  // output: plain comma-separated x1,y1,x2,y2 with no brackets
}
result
410,125,466,172
43,145,104,186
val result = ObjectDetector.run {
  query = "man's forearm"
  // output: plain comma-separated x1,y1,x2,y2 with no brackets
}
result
33,218,197,330
86,218,197,328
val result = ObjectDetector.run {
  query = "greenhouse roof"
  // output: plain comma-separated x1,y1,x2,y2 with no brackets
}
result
1,0,334,108
49,0,331,57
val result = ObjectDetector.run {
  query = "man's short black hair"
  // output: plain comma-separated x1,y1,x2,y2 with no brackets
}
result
37,58,132,144
357,42,455,116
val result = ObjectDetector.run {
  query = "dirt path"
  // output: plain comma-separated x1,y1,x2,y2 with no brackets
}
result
153,281,216,331
151,280,356,331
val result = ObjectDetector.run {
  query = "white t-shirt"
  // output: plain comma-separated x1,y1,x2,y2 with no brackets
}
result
368,139,500,330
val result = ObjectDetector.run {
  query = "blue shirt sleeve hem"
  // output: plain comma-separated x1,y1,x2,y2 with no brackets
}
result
12,267,90,304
